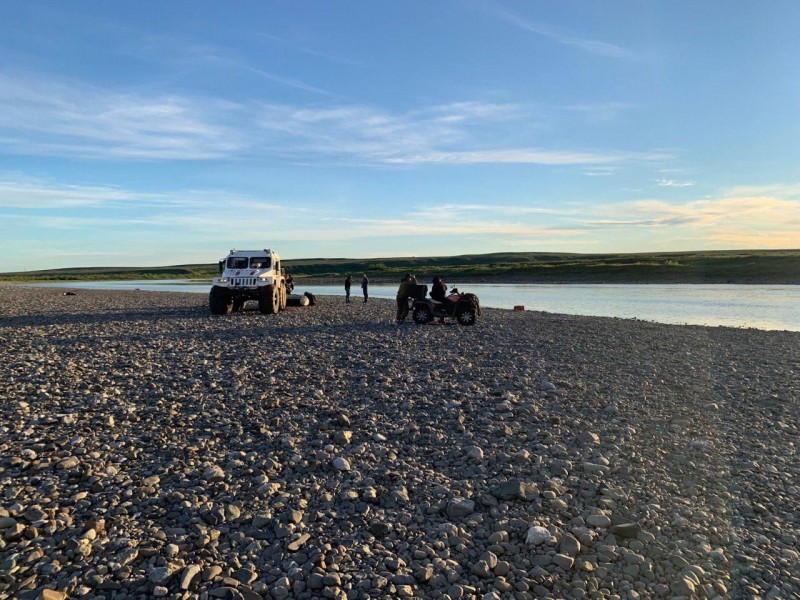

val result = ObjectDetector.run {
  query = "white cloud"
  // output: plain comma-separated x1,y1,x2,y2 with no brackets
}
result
0,176,294,211
657,179,695,188
493,7,634,59
0,74,245,160
586,194,800,248
0,71,668,167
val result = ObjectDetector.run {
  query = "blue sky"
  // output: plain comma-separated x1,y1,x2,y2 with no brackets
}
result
1,1,798,271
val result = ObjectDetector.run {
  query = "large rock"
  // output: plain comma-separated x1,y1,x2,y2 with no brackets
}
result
526,526,554,545
446,498,475,518
491,480,539,501
610,522,642,539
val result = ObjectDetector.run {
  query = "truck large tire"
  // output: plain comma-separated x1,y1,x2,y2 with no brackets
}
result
259,284,279,315
279,285,287,311
210,286,233,315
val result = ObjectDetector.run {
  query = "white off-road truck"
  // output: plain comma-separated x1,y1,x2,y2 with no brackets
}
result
209,249,288,315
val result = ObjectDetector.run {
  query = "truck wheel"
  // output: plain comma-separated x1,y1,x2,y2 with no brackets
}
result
210,286,233,315
259,285,279,314
455,305,477,326
412,304,433,324
279,286,287,311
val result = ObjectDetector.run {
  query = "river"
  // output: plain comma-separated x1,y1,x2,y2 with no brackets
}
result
21,280,800,332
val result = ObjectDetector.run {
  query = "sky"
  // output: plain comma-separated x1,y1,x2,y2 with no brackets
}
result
1,1,799,271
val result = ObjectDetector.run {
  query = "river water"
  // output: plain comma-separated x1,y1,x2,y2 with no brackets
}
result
22,280,800,332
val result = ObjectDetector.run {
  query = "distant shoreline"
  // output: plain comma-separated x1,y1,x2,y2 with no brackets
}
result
3,274,799,285
2,249,799,285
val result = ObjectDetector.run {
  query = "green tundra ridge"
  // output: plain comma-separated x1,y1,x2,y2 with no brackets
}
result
2,249,799,284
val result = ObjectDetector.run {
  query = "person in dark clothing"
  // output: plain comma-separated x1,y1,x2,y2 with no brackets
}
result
431,276,449,322
361,274,369,303
431,276,448,303
344,275,352,303
396,273,413,322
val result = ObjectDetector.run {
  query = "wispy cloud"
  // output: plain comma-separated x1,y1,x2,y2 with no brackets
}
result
0,73,245,160
260,33,362,67
255,102,670,166
383,149,669,166
585,194,800,248
4,172,798,270
493,6,634,59
0,71,668,167
0,176,293,212
657,178,695,188
412,204,576,219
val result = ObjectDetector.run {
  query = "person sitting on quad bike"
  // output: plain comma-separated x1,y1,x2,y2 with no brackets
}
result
411,278,480,326
431,276,447,303
431,276,449,322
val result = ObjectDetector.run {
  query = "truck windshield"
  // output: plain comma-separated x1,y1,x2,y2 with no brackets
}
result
227,257,249,269
250,257,270,269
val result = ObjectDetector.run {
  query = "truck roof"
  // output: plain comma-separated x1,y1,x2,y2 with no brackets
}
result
227,249,277,256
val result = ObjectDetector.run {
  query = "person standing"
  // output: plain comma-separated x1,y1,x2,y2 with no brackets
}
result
396,273,412,322
344,275,352,303
361,274,369,303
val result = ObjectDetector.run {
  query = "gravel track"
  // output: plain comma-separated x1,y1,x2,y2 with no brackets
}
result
0,286,798,600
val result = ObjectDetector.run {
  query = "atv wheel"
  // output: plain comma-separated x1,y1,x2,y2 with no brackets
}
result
259,285,279,314
455,304,477,326
209,286,233,315
412,304,433,325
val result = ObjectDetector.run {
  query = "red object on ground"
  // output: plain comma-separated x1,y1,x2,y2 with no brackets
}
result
514,305,525,311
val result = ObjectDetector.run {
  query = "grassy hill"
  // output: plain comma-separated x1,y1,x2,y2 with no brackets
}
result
1,249,798,284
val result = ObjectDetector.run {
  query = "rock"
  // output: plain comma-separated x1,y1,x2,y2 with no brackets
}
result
369,522,391,537
149,566,173,584
492,480,539,501
446,498,475,518
287,533,311,552
552,553,574,570
209,587,245,600
334,430,353,444
526,526,554,545
671,576,696,596
332,457,351,471
559,533,581,556
38,590,67,600
586,514,612,528
610,522,642,539
578,431,600,444
181,564,202,590
465,445,484,460
56,457,79,470
203,465,226,481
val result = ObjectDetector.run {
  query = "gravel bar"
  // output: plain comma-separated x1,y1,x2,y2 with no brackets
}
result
0,286,798,600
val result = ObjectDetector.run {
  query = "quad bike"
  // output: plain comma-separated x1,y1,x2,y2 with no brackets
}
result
408,284,480,326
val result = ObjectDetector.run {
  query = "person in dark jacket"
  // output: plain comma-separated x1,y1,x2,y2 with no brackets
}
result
396,273,413,322
361,274,369,303
431,276,449,322
344,275,352,303
431,276,448,303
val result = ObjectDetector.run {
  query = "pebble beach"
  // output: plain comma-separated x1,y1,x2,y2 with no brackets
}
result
0,286,798,600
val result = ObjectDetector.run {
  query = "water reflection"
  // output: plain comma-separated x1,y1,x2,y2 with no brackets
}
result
21,280,800,331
